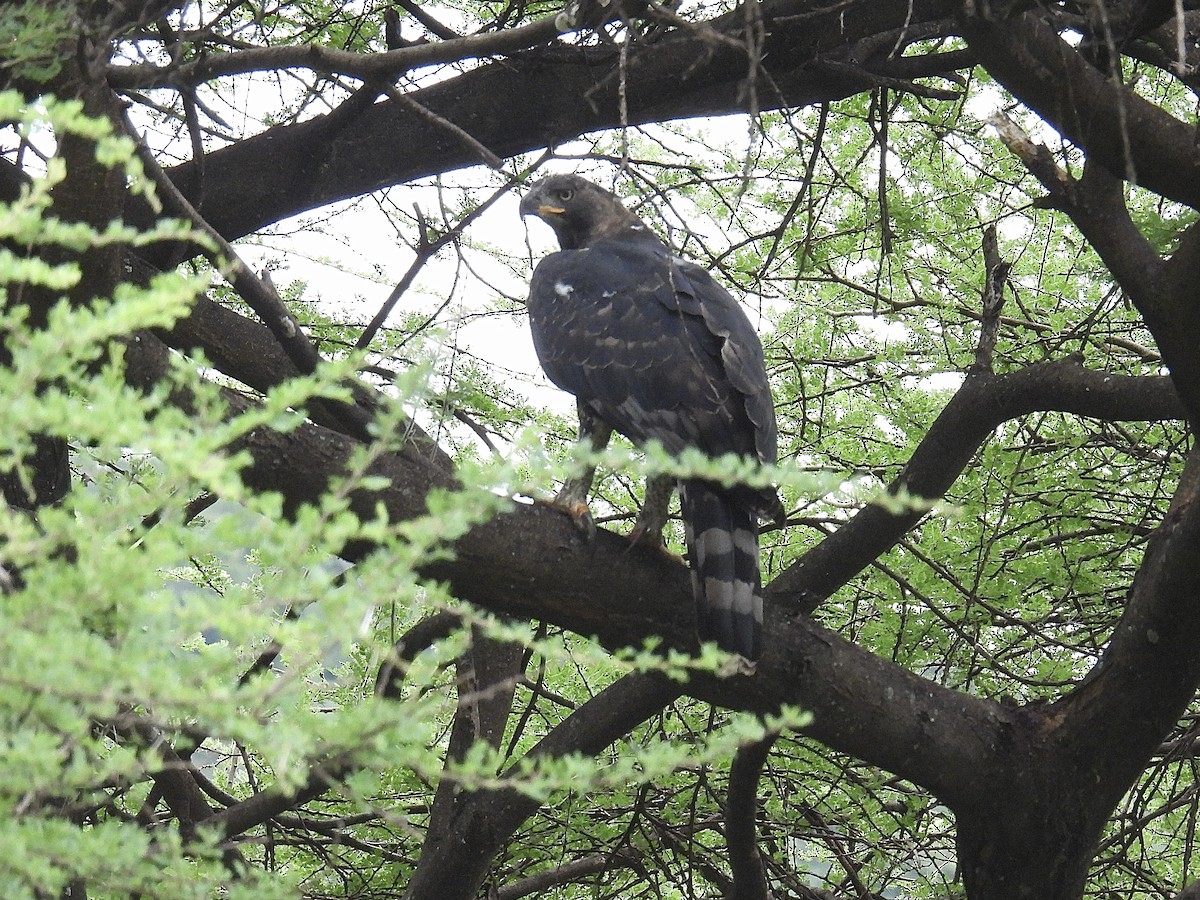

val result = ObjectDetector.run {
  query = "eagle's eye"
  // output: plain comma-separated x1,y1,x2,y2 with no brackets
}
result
553,187,574,203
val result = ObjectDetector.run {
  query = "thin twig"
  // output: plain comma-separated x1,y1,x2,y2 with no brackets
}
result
356,179,516,350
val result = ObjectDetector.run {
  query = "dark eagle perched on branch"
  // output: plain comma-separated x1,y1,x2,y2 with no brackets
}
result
520,174,785,662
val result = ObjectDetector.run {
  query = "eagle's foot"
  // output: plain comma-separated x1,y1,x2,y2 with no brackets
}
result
716,654,758,678
626,473,673,550
540,476,598,540
559,499,597,539
535,495,597,539
626,518,664,549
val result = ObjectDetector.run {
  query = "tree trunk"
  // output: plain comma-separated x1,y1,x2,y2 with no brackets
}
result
956,787,1096,899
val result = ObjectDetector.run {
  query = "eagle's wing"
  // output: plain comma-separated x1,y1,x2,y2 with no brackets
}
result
668,255,779,467
527,239,778,661
527,241,773,465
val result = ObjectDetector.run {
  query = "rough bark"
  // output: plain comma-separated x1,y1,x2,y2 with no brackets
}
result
410,626,525,880
119,308,1192,898
121,323,1190,898
196,345,1178,799
400,673,682,900
954,446,1200,899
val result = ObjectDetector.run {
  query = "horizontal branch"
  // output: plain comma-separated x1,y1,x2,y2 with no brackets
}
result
107,13,566,89
133,0,964,249
215,355,1183,810
767,357,1184,613
118,322,1186,831
496,852,643,900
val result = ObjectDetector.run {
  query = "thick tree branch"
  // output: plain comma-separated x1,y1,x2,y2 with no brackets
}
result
495,852,643,900
202,763,348,843
417,626,525,865
953,441,1200,898
213,353,1187,811
960,3,1200,209
767,357,1184,614
400,673,681,900
726,734,776,900
1058,443,1200,820
106,13,566,88
129,0,964,249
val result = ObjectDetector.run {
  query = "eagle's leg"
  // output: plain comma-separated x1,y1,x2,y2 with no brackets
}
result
627,473,673,548
549,403,612,538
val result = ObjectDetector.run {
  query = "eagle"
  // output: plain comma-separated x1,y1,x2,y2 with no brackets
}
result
519,174,784,662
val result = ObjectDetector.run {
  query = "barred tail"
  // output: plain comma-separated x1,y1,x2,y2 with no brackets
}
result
679,480,763,661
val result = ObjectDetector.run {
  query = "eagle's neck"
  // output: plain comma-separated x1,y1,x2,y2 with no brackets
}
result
577,214,663,250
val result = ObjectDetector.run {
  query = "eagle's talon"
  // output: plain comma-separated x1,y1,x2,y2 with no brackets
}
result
625,523,683,565
536,494,597,540
716,654,757,678
625,519,661,549
561,500,596,539
625,472,672,549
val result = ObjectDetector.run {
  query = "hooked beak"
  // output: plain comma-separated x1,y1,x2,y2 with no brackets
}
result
519,192,565,219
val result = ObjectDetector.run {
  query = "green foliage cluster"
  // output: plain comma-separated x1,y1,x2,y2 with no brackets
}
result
0,2,70,85
0,92,817,899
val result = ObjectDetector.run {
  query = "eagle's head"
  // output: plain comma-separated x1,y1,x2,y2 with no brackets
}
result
520,174,651,250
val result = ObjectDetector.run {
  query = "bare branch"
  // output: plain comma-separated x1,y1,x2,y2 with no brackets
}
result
963,4,1200,209
972,223,1011,373
106,13,566,89
726,735,776,900
495,852,643,900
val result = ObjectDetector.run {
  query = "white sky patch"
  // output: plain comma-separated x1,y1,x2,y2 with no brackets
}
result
917,371,966,393
844,257,876,281
873,413,907,444
237,182,579,435
853,314,910,344
963,84,1007,122
993,211,1032,244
